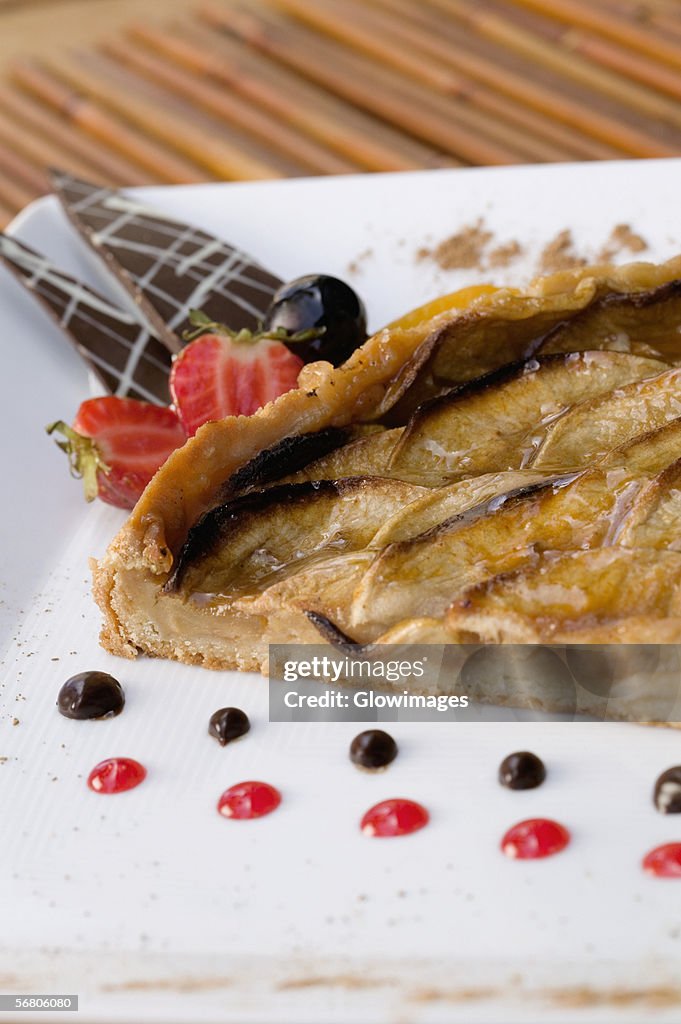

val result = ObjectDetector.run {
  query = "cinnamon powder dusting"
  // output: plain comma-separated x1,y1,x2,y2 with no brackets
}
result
416,219,648,276
418,219,493,270
537,230,587,274
597,223,648,263
347,247,374,275
488,240,524,268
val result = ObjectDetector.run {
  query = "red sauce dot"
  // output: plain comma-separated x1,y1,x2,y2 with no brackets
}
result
643,842,681,877
87,757,146,794
501,818,570,859
361,798,429,837
217,781,281,820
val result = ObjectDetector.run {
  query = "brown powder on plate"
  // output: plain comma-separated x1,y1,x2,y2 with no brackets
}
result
597,223,648,263
418,219,493,270
102,976,234,994
416,221,648,277
537,230,587,274
278,974,394,992
347,247,374,275
488,240,524,268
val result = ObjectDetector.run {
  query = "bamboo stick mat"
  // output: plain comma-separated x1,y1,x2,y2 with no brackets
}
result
1,0,681,227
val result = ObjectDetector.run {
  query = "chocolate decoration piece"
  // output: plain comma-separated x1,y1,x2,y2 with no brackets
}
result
209,707,251,746
499,751,546,790
654,766,681,814
0,234,171,404
57,671,125,720
350,729,398,770
50,171,282,353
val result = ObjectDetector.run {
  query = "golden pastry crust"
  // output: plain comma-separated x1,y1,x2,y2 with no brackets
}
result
93,254,681,672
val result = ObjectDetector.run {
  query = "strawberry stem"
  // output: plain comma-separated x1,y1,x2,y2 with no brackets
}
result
46,421,110,502
183,308,325,346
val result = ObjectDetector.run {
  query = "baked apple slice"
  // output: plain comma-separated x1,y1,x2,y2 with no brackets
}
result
532,367,681,469
536,279,681,362
445,548,681,645
387,351,665,484
287,352,666,487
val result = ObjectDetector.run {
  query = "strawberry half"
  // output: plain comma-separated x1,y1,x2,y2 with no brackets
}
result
170,310,307,436
47,396,187,509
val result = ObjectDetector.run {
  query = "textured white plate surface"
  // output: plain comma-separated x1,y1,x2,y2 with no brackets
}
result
4,162,681,1024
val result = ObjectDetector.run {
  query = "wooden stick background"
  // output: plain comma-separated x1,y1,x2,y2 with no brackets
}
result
12,60,211,184
129,20,454,172
0,83,151,185
202,3,542,165
0,0,679,226
102,35,358,176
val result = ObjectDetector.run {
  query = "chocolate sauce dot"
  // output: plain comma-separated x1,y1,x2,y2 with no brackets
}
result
57,671,125,720
350,729,398,770
654,766,681,814
209,707,250,746
499,751,546,790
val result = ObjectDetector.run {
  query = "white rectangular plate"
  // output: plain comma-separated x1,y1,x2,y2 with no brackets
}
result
4,161,681,1024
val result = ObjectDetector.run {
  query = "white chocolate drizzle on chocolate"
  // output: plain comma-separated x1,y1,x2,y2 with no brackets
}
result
0,233,171,404
51,172,282,353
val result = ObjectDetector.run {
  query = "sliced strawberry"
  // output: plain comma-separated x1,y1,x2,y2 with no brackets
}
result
47,396,186,509
170,312,305,436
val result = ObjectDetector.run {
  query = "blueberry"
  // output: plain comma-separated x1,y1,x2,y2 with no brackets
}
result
263,274,367,366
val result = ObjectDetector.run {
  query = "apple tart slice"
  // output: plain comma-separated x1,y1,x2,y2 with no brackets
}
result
93,254,681,673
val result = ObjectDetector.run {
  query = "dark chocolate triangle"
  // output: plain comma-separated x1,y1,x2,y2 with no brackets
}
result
0,234,171,404
50,171,282,354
